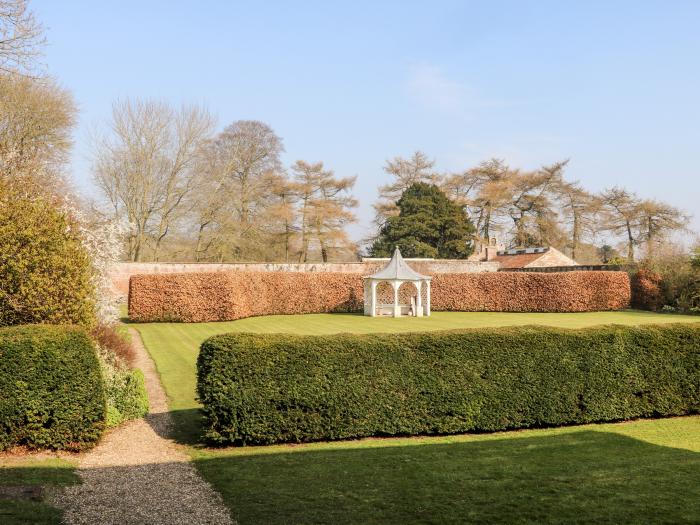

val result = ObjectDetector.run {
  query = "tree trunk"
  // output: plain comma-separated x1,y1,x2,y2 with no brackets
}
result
626,220,635,262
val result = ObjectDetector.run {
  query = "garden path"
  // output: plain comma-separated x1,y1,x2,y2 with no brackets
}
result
52,328,234,525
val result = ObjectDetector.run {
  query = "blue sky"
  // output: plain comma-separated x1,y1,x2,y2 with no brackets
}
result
36,0,699,240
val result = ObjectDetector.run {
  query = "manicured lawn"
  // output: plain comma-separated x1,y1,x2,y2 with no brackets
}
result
191,415,700,524
0,458,78,525
133,310,700,442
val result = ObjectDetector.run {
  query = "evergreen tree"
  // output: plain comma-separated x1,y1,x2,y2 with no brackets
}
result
371,182,475,259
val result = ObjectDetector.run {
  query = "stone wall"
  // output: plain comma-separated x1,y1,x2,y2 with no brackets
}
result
109,260,500,298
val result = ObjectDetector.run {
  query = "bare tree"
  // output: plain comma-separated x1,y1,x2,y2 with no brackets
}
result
193,120,283,260
443,158,512,242
292,160,357,262
189,145,231,261
557,178,601,260
0,0,44,75
636,199,689,258
264,173,299,262
600,187,643,262
0,74,75,196
443,159,565,248
374,151,439,225
93,99,214,261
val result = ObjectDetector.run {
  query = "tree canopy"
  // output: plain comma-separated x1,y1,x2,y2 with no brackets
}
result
371,182,475,259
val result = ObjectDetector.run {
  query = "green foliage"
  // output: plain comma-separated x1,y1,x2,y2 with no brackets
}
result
371,182,475,258
197,324,700,446
0,325,106,450
94,324,148,427
644,252,700,312
691,247,700,269
102,365,149,428
0,196,96,327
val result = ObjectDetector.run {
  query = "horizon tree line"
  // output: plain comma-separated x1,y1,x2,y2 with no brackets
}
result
374,151,690,264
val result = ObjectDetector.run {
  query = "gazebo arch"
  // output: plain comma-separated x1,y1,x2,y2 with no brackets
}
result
363,247,431,317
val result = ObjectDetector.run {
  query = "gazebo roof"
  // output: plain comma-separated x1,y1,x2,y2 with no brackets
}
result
366,247,431,281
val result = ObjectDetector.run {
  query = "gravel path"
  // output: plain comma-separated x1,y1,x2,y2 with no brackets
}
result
53,328,234,525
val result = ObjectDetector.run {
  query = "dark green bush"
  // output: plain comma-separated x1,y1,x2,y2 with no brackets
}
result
197,324,700,446
0,325,106,450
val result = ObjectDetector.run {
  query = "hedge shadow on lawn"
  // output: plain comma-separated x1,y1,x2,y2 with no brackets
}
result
191,430,700,525
145,408,203,446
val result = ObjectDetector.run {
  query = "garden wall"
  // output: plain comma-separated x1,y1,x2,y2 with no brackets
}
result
128,270,631,322
110,260,499,297
197,324,700,445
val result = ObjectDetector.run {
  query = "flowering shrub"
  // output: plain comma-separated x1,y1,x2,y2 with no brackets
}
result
69,206,129,324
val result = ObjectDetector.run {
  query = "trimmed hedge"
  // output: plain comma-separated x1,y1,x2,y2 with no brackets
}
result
631,268,664,311
130,270,631,322
197,323,700,445
431,271,630,312
0,325,106,450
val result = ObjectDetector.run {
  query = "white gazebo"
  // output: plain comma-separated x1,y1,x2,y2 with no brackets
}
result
363,247,431,317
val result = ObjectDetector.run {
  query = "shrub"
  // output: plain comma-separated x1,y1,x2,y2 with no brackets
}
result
93,323,148,427
638,253,700,313
91,323,137,366
631,268,664,311
197,324,700,446
103,367,149,428
0,196,96,327
0,325,106,450
130,270,631,322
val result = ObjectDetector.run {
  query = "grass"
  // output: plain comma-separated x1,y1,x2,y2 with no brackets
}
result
0,458,78,525
131,310,700,523
191,416,700,524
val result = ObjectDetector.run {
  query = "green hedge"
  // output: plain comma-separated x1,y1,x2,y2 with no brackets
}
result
0,325,106,450
197,324,700,445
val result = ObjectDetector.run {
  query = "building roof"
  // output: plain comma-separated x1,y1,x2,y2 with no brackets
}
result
366,247,431,281
492,246,578,269
492,251,547,269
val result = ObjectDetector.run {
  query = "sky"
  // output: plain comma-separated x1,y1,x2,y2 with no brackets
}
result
35,0,700,242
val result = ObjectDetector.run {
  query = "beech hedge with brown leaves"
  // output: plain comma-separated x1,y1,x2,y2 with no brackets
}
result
128,270,631,322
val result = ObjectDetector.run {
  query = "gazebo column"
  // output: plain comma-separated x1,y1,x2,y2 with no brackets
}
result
370,280,377,317
415,281,423,317
425,280,431,317
392,281,400,318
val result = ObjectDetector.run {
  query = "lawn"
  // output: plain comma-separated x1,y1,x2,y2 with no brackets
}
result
192,416,700,524
132,310,700,523
0,458,78,525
